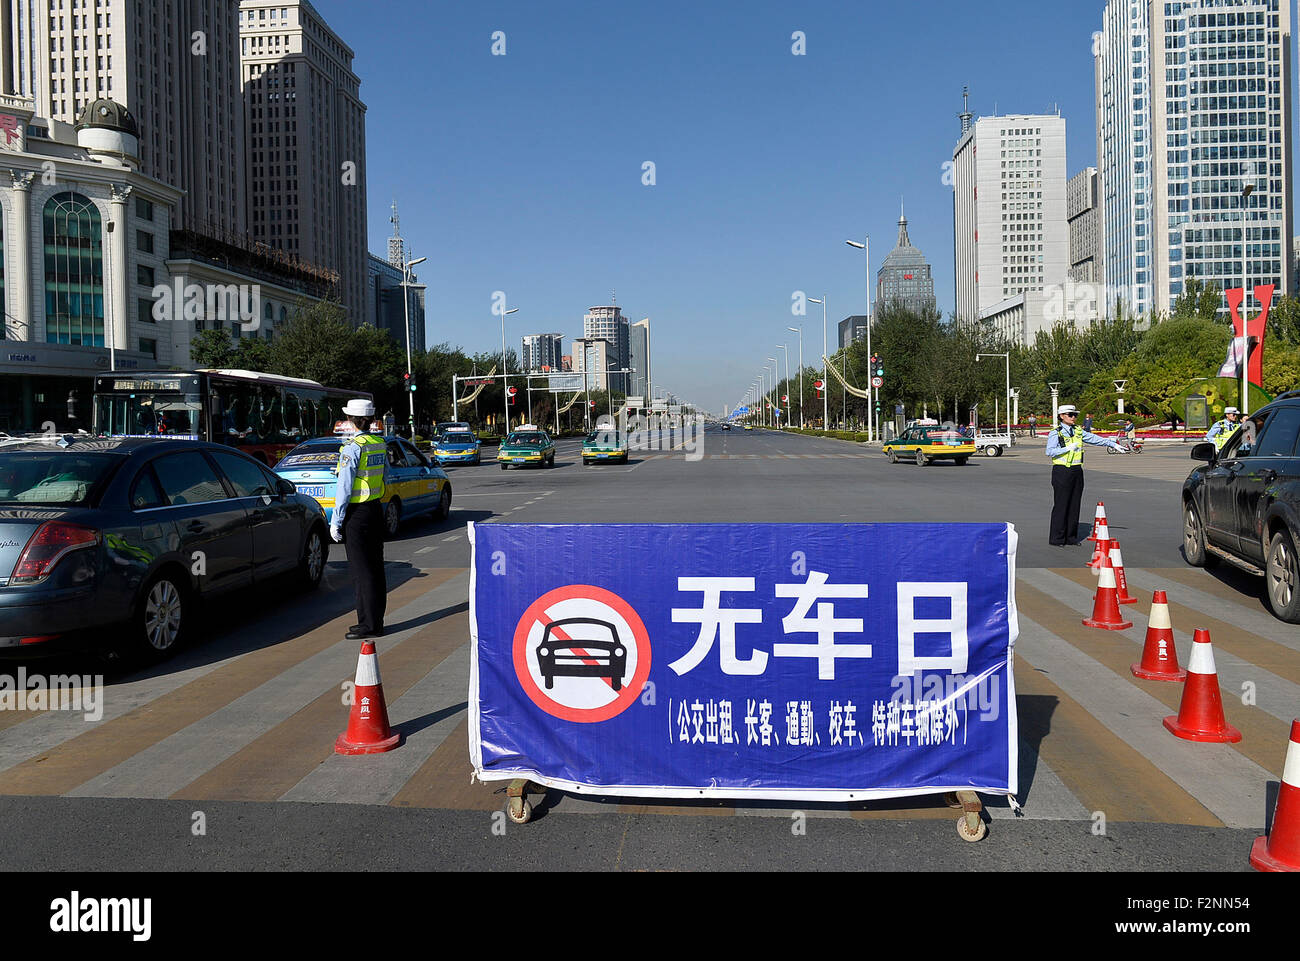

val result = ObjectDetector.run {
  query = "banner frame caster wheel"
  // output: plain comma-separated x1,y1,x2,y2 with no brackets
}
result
957,813,987,842
507,796,533,824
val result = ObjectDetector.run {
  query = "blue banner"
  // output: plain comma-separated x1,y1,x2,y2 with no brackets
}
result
469,523,1018,801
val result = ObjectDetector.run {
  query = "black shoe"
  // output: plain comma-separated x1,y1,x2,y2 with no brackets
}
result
346,629,382,640
348,624,361,633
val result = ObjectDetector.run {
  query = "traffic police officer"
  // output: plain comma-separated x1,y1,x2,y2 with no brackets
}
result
1206,407,1241,451
1046,404,1129,546
331,399,388,639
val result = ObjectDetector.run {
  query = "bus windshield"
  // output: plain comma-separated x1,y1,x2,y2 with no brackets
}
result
94,393,202,437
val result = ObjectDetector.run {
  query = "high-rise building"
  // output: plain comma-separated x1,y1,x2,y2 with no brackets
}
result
239,1,368,324
952,107,1069,343
366,255,425,354
876,208,937,316
629,319,650,398
584,305,630,392
4,0,246,235
1068,168,1101,284
1094,0,1293,317
837,316,867,349
572,337,610,390
522,333,565,372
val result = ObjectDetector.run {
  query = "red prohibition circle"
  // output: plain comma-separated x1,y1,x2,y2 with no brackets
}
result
512,584,652,723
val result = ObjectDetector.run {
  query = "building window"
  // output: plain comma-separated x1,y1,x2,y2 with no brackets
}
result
138,337,156,359
43,192,104,347
135,196,153,221
136,229,153,253
138,297,156,325
137,264,154,287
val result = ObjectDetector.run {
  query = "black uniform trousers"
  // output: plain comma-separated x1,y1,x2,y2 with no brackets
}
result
1049,464,1085,546
342,499,387,634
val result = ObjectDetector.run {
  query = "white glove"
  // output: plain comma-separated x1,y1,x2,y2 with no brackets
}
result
330,524,343,543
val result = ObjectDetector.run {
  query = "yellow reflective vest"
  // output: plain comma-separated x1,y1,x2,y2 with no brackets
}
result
342,433,387,503
1051,426,1084,467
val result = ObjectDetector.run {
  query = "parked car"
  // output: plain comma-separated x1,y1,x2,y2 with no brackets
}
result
0,437,329,661
1182,391,1300,622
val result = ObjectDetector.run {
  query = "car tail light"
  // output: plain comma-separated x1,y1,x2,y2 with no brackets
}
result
11,522,100,585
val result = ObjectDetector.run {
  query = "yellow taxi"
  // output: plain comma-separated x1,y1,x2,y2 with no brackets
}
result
882,422,976,466
275,434,452,537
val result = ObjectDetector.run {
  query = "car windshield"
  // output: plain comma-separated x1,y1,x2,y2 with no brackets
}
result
506,432,546,447
586,430,622,445
0,452,120,506
442,432,475,445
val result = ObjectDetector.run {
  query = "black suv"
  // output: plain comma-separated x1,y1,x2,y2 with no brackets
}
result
1182,391,1300,622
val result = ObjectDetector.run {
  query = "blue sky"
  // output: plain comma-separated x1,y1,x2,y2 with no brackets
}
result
315,0,1298,413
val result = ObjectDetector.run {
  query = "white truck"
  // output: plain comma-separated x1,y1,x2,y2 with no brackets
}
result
973,430,1014,457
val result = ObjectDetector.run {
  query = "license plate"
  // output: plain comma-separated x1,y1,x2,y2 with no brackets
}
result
297,485,326,497
513,458,525,463
597,453,609,458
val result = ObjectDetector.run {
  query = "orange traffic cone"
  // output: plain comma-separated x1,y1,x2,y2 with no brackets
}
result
1131,590,1187,681
1087,519,1113,571
1163,629,1241,743
1087,502,1108,542
1083,552,1133,630
1109,542,1138,605
1251,719,1300,872
335,640,402,755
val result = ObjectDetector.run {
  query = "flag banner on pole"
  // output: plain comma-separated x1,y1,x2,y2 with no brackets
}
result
469,523,1019,801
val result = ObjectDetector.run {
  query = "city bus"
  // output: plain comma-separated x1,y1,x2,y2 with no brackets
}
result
92,368,372,466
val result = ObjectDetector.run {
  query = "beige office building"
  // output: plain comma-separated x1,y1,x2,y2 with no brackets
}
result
2,0,246,235
239,0,367,325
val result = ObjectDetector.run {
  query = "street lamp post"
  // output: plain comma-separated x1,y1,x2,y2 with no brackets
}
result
846,238,872,440
977,352,1010,441
786,326,804,429
500,302,519,431
808,296,827,428
776,345,789,430
767,357,779,428
401,255,427,435
1049,382,1062,429
1240,182,1254,416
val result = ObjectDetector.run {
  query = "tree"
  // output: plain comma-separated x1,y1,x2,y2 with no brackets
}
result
190,328,237,368
1171,277,1223,322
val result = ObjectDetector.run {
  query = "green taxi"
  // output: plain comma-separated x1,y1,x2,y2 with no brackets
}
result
582,428,628,465
882,424,976,466
497,425,557,469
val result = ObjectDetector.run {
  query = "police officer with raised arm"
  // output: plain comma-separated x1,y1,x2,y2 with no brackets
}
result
1046,404,1129,546
331,399,388,639
1205,406,1241,451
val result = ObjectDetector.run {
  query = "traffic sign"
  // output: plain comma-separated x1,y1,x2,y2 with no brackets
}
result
508,387,518,396
813,379,825,391
871,376,883,389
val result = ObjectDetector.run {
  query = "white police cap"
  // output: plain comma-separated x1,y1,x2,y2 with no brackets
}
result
343,398,376,418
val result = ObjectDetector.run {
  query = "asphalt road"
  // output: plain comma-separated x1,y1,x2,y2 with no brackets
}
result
0,425,1291,884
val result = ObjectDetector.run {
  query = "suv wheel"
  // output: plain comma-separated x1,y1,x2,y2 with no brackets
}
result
1183,500,1214,568
1265,529,1300,623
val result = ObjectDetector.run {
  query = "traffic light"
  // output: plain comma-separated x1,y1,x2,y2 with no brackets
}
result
403,372,413,392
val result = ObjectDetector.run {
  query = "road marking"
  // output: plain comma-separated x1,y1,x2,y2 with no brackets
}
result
1014,606,1270,828
416,546,437,554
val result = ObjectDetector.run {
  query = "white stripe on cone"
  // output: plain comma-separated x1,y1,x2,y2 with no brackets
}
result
1097,563,1117,589
354,649,381,687
1095,522,1110,539
1284,732,1300,788
1187,638,1217,676
1149,599,1172,630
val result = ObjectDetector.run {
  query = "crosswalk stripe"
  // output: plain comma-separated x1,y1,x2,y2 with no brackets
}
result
172,605,469,804
389,717,497,811
1015,604,1270,828
67,573,470,800
279,644,470,806
0,573,447,796
1018,575,1292,773
1125,567,1300,654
